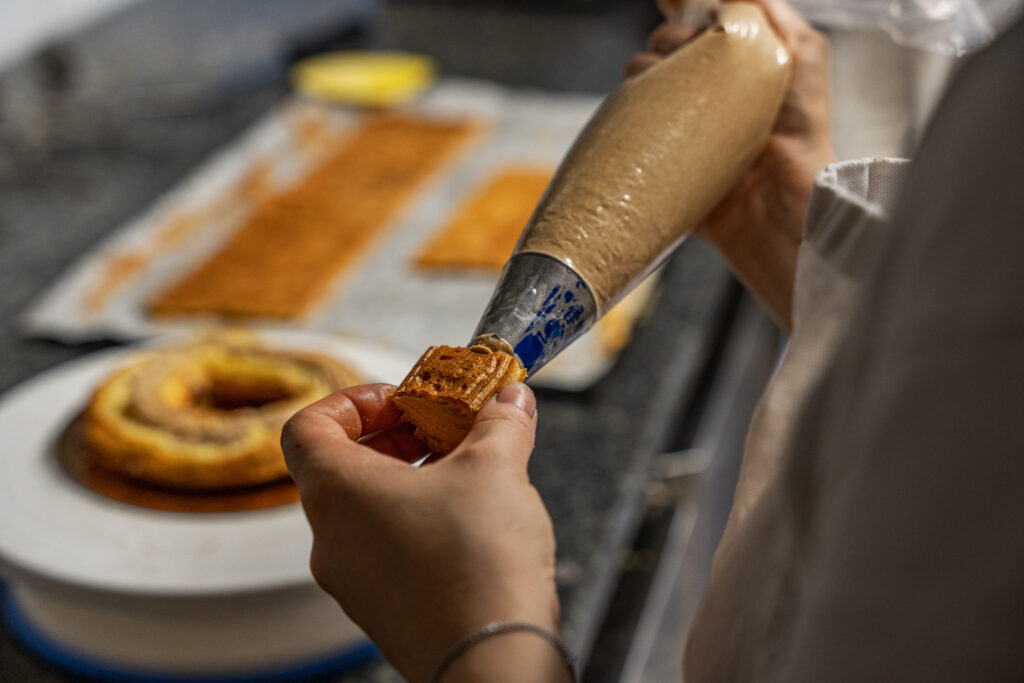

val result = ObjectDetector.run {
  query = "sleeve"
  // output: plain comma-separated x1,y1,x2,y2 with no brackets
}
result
802,157,909,281
727,157,909,525
685,158,911,683
778,17,1024,683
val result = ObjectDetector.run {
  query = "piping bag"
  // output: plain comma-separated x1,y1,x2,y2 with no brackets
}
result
470,2,791,375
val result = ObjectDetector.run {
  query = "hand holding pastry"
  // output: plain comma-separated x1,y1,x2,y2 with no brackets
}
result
282,383,566,683
627,0,836,331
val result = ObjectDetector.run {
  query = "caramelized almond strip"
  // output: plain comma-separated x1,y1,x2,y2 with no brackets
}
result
393,345,525,454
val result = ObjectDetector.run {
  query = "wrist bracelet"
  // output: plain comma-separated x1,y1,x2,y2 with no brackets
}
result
428,621,576,683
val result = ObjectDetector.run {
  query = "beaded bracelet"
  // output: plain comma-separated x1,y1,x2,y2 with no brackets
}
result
428,621,576,683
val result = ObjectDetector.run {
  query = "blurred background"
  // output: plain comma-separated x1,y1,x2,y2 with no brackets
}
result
0,1,965,682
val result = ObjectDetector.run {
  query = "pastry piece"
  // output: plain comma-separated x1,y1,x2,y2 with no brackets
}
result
149,116,477,319
80,334,361,489
414,167,552,272
393,345,526,454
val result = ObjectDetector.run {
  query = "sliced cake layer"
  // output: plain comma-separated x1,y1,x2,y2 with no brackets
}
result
393,345,526,454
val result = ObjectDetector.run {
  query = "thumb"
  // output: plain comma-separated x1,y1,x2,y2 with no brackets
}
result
450,383,538,471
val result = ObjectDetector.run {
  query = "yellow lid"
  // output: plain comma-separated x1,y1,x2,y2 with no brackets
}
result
291,51,438,107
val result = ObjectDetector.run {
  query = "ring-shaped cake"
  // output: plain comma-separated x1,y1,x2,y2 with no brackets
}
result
80,336,361,489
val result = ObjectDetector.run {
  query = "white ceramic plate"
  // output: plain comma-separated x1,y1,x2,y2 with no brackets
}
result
0,331,413,597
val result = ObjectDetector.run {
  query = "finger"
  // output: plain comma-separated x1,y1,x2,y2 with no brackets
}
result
307,383,404,441
647,21,696,55
281,383,402,484
450,383,538,472
748,0,812,45
624,52,661,78
359,421,431,463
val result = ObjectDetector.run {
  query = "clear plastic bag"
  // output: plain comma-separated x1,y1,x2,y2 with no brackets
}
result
788,0,1023,54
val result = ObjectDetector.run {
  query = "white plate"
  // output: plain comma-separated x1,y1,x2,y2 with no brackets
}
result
0,331,414,597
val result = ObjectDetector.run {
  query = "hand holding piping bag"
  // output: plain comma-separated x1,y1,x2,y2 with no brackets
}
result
475,1,798,375
628,0,836,333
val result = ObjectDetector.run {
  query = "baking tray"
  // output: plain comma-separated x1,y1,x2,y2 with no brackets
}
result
21,79,654,389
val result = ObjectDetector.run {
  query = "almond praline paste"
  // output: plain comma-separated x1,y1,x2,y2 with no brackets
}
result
393,345,526,455
517,3,790,311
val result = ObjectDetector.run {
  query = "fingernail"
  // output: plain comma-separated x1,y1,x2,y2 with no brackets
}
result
496,383,536,418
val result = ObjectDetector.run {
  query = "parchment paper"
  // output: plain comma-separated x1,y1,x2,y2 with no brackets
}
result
21,79,656,389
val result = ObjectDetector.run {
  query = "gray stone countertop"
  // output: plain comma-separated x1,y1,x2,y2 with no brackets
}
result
0,1,735,680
